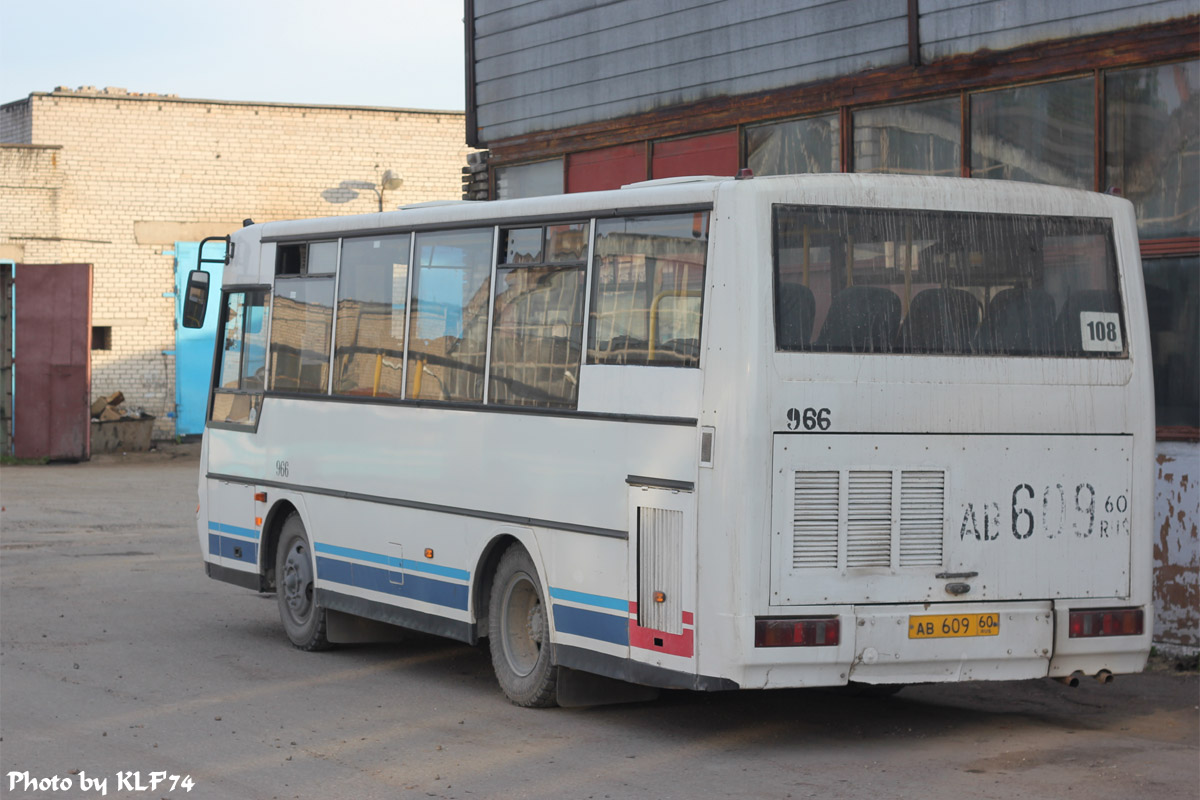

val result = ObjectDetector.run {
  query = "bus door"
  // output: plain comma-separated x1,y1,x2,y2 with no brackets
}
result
205,289,270,573
627,484,697,672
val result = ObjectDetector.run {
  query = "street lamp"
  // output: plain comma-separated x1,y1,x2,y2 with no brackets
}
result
373,169,403,211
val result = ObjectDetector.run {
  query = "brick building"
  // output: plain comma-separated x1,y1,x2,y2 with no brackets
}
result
1,86,468,438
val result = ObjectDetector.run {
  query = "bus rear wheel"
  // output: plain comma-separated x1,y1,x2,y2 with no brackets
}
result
275,513,330,651
488,545,558,707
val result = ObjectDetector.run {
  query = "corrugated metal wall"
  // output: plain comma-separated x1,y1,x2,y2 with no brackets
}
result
474,0,908,143
472,0,1193,146
919,0,1195,61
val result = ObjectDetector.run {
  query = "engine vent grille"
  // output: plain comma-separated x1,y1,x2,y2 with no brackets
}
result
899,471,946,566
792,471,839,569
638,506,683,634
791,469,945,569
846,471,892,567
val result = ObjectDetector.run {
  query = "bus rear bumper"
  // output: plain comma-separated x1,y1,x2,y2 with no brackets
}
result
738,600,1151,688
844,602,1054,685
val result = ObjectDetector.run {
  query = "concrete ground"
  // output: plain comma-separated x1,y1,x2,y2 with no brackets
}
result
1,450,1196,800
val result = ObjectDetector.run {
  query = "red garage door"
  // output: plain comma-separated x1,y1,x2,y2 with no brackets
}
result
14,264,92,460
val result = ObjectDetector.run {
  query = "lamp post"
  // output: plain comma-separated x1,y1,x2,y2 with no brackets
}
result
373,169,403,211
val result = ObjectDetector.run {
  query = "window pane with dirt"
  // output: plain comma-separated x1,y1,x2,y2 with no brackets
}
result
588,213,709,367
774,205,1125,357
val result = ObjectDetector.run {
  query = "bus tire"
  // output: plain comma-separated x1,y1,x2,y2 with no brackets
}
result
275,513,330,652
488,545,558,707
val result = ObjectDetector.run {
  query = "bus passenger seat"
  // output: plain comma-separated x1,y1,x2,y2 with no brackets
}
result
813,286,902,353
897,288,982,354
978,287,1058,355
777,283,815,349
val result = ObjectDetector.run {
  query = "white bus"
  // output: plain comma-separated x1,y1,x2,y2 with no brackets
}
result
186,174,1153,707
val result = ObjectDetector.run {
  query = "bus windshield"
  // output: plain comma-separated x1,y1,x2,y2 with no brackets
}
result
774,206,1125,357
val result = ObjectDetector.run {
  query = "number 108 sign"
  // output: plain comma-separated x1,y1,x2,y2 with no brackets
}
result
1080,311,1123,353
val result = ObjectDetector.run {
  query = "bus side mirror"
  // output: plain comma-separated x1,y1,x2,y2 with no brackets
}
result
182,270,210,329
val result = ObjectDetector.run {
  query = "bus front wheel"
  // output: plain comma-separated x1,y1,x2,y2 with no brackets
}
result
275,513,331,651
488,545,558,707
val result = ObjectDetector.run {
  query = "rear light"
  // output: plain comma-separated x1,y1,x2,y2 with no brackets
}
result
755,617,840,647
1068,608,1144,638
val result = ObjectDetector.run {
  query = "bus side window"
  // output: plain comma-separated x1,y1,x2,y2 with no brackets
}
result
210,290,270,427
269,275,334,394
406,228,494,402
587,212,709,367
489,223,588,408
333,234,411,398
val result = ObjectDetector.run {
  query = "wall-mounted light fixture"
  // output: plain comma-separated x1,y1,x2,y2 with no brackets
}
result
375,169,403,211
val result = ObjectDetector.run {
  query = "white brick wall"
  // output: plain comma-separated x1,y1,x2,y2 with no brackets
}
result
0,88,470,439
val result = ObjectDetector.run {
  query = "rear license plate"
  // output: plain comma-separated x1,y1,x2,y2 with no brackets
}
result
909,613,1000,639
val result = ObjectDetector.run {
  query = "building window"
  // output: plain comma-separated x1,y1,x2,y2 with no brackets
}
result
746,114,840,176
853,97,961,176
91,326,112,350
971,77,1094,189
1106,61,1200,240
1143,256,1198,430
495,160,564,199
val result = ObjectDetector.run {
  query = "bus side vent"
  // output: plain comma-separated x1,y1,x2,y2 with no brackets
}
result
638,506,683,634
792,471,840,569
899,470,945,566
846,471,892,567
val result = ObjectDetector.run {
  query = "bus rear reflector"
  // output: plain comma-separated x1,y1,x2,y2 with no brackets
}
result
755,617,840,647
1068,608,1144,638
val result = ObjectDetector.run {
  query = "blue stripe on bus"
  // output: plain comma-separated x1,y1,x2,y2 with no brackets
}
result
314,542,470,581
552,604,629,646
208,533,257,565
220,537,258,564
315,542,389,566
549,587,628,613
398,558,471,581
316,557,469,611
208,521,260,540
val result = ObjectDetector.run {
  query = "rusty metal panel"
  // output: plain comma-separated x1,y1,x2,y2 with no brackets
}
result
565,142,647,192
651,131,738,179
1154,441,1199,648
13,263,92,461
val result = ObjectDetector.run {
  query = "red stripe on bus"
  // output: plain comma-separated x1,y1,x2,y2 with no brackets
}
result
629,620,694,658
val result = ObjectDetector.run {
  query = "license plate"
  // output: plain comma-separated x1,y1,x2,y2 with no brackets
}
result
909,613,1000,639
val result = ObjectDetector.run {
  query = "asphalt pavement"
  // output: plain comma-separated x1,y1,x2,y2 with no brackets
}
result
1,450,1196,800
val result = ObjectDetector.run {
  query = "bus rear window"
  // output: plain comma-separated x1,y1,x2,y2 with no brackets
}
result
773,206,1125,357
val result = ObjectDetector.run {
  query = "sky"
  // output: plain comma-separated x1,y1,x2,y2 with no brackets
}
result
0,0,466,110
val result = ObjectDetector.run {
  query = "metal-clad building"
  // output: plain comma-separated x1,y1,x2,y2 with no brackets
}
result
463,0,1198,650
